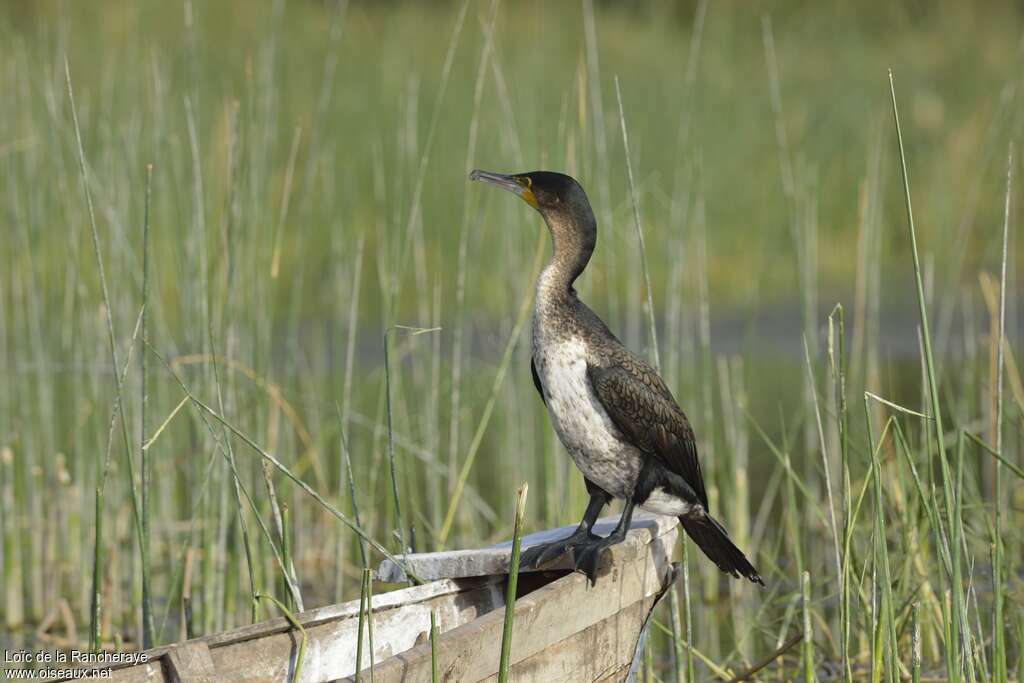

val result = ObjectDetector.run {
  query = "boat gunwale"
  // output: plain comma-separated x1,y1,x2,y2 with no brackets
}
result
67,514,679,681
349,515,680,681
67,574,503,677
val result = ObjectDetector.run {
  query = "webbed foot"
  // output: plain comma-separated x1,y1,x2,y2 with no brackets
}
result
519,527,599,570
571,532,628,586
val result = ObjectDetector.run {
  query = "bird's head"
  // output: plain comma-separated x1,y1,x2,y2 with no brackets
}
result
469,170,592,221
470,169,597,288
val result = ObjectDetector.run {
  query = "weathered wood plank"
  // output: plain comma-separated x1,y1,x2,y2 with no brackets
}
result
99,577,502,681
165,642,216,683
377,513,677,583
73,515,679,682
486,560,679,683
102,663,164,683
350,521,679,682
479,596,649,682
594,664,632,682
207,575,517,681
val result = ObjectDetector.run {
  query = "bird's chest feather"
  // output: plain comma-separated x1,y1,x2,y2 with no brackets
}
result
533,335,642,498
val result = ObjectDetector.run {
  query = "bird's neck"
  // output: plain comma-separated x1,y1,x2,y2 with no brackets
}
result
536,209,596,305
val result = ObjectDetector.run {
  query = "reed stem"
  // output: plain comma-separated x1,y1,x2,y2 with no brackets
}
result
498,483,528,683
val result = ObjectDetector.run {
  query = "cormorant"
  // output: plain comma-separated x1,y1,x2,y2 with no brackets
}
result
470,169,763,586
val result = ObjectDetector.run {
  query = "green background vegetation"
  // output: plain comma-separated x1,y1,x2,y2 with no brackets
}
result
1,0,1022,679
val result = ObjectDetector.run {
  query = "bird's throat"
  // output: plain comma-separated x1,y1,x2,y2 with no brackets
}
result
538,210,597,301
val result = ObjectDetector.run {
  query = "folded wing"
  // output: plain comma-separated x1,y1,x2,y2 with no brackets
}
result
586,356,708,509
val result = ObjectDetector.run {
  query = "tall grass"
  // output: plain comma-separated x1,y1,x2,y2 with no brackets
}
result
992,143,1013,683
1,2,1021,680
498,483,528,683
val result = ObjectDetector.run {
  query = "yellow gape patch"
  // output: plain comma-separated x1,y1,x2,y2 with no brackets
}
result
517,176,539,209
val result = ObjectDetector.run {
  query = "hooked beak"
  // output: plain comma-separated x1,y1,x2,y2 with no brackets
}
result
469,169,539,209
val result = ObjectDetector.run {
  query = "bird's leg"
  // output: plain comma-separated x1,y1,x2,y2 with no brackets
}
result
571,495,636,585
571,456,656,584
519,487,608,569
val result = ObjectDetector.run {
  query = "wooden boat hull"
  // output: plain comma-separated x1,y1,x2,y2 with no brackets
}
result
70,514,678,682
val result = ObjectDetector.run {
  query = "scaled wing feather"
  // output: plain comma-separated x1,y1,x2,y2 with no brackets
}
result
586,359,708,509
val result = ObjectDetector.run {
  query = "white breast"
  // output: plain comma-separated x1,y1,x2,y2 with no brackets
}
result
534,337,643,499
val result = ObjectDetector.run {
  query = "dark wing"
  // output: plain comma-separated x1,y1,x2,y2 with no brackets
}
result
531,358,546,405
587,358,708,508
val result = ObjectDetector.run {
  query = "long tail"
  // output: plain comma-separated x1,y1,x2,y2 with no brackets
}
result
681,514,764,586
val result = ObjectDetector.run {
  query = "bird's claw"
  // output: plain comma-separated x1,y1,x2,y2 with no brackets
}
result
519,529,598,570
571,536,621,586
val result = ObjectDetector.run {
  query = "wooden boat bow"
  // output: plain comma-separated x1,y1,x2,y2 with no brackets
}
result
69,514,679,682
